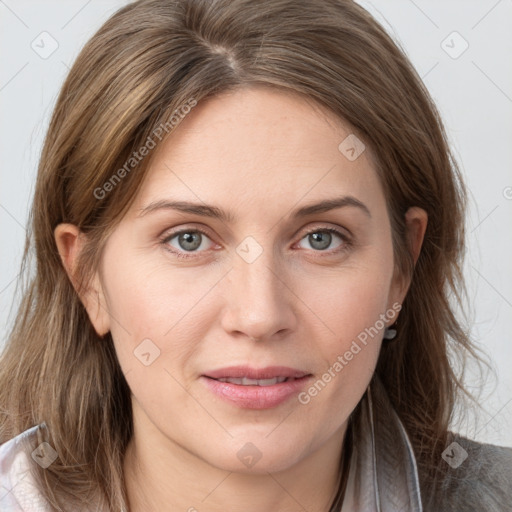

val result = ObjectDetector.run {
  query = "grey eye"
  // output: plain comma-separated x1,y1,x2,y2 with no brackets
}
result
297,229,345,252
307,231,333,251
177,232,203,251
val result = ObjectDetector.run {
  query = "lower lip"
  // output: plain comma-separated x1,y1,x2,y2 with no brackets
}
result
201,375,312,409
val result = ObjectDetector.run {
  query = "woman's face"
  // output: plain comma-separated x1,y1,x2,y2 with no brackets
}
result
70,86,418,474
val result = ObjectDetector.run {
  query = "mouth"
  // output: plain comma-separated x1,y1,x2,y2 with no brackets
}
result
201,366,313,409
203,365,310,381
210,376,297,386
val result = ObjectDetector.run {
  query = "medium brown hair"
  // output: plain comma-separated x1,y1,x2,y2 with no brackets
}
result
0,0,480,509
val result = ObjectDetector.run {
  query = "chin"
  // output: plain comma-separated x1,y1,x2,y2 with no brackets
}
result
201,435,306,475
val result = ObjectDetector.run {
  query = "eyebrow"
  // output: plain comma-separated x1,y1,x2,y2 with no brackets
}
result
137,196,371,222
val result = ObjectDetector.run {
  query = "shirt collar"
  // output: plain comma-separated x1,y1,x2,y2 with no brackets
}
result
341,376,423,511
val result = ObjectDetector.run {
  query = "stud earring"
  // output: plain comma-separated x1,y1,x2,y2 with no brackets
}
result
383,324,397,340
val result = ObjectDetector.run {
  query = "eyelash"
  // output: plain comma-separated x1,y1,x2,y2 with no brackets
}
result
159,226,352,260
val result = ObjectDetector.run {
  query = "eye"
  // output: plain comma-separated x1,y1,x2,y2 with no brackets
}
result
160,228,216,259
296,227,350,254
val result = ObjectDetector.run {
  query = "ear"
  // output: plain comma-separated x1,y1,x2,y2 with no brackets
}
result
404,206,428,267
389,206,428,306
54,223,111,337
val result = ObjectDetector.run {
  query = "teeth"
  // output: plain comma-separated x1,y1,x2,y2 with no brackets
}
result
217,376,289,386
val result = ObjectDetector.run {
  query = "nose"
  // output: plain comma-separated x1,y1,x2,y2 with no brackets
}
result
219,243,297,342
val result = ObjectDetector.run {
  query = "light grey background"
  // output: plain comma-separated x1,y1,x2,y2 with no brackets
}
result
1,0,511,446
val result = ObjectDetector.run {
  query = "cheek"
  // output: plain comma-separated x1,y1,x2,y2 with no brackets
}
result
100,249,222,375
297,253,393,349
311,281,386,367
100,257,216,427
293,252,393,422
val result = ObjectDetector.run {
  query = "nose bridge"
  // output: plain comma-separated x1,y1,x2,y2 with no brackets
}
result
221,235,295,339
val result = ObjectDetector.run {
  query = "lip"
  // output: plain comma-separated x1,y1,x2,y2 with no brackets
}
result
204,365,309,380
201,366,312,409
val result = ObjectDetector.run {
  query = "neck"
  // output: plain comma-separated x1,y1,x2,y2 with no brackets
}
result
123,401,348,512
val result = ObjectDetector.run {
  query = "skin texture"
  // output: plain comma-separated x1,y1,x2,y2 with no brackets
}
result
55,86,427,512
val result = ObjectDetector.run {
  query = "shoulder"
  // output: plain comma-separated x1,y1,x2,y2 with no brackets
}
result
425,433,512,512
0,425,53,511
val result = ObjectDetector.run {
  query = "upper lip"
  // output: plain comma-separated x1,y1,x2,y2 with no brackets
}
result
204,366,310,380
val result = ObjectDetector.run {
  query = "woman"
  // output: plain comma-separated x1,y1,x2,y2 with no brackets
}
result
1,0,511,510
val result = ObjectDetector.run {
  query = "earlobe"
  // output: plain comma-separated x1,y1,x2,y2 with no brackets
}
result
54,223,111,337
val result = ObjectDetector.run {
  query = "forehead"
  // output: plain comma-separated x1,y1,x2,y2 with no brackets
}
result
131,86,385,219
